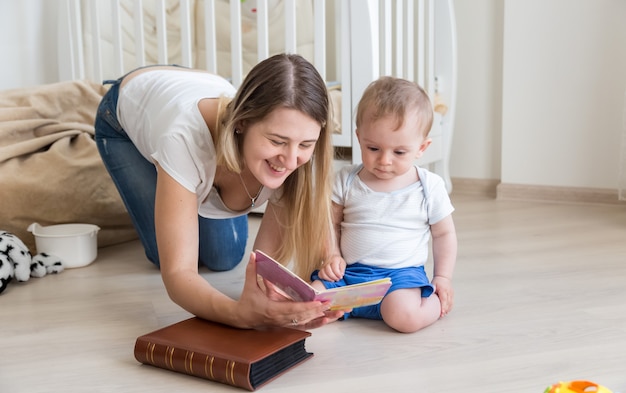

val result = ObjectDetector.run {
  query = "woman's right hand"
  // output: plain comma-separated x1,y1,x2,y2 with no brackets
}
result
235,252,344,329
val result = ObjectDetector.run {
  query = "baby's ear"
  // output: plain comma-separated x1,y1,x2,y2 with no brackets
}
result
416,138,432,158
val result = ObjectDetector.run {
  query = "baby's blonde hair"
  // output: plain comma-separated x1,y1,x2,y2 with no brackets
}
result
356,76,434,137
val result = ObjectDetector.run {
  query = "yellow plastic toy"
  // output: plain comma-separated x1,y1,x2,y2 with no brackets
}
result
544,380,613,393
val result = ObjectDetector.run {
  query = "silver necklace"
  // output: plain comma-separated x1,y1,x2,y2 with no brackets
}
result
238,172,263,208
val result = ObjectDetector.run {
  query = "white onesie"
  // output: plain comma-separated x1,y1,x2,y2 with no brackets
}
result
332,164,454,269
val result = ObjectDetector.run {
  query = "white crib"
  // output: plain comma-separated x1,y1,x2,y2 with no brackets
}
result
57,0,457,191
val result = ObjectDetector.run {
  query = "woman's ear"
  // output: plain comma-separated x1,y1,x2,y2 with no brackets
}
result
235,120,248,133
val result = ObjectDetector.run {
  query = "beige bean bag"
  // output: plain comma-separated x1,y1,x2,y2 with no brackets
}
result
0,80,137,253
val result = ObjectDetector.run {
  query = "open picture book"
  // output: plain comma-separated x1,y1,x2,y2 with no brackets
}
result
254,250,392,311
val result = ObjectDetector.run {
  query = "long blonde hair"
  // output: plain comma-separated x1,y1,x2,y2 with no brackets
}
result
215,54,334,278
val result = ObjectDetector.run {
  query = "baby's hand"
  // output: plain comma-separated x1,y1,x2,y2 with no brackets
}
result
432,275,454,317
317,255,346,282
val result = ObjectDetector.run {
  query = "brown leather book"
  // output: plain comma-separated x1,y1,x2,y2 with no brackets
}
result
134,317,313,391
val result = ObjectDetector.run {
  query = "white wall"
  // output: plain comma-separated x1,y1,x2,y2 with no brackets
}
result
2,0,626,191
0,0,59,90
450,0,504,182
500,0,626,189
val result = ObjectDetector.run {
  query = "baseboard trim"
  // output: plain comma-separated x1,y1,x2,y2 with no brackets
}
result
496,182,623,205
450,178,625,205
451,178,499,198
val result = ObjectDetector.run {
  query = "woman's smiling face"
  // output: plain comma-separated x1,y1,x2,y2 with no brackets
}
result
241,106,321,189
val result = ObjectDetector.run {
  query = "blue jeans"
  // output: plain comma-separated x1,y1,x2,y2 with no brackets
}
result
94,74,248,270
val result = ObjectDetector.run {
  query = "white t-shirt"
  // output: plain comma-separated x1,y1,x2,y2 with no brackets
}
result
332,164,454,269
117,69,272,218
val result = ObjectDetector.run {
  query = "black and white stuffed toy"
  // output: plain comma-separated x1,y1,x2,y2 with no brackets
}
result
0,230,64,294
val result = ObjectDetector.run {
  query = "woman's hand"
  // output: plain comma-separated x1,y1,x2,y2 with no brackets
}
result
317,254,346,282
235,252,345,329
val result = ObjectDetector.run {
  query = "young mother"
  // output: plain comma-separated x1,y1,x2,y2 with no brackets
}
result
94,54,341,329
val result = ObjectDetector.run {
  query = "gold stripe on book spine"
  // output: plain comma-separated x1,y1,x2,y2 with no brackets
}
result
204,355,215,380
227,360,235,385
148,342,155,364
184,351,194,374
166,347,174,369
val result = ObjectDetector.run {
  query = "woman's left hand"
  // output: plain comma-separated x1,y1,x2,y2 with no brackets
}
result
261,271,346,329
236,252,345,329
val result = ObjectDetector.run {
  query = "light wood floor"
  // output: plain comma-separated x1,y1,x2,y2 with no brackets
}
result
2,194,626,393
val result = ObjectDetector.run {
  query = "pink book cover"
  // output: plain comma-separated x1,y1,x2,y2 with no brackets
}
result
254,250,391,311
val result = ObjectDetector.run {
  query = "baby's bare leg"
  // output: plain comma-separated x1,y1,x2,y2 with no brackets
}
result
380,288,441,333
310,280,326,291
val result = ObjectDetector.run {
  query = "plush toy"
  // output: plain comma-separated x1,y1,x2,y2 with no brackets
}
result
544,380,613,393
0,230,64,294
433,92,448,116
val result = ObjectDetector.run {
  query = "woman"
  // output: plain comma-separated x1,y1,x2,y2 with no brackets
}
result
94,53,342,329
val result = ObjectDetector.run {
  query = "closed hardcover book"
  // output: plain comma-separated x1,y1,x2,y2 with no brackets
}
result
134,317,313,391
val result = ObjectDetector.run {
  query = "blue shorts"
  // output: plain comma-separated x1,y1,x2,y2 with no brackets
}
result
310,263,435,320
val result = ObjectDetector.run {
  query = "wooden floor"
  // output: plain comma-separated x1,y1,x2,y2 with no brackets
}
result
2,193,626,393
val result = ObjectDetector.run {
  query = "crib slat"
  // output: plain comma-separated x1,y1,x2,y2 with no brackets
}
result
417,0,425,86
427,0,436,97
333,1,342,83
110,0,124,76
87,0,102,81
180,0,193,67
405,0,414,82
155,0,168,64
257,0,269,61
380,0,392,76
284,0,297,53
68,0,85,80
335,0,354,148
133,0,146,67
230,0,243,87
313,0,326,80
394,0,403,78
204,0,217,74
